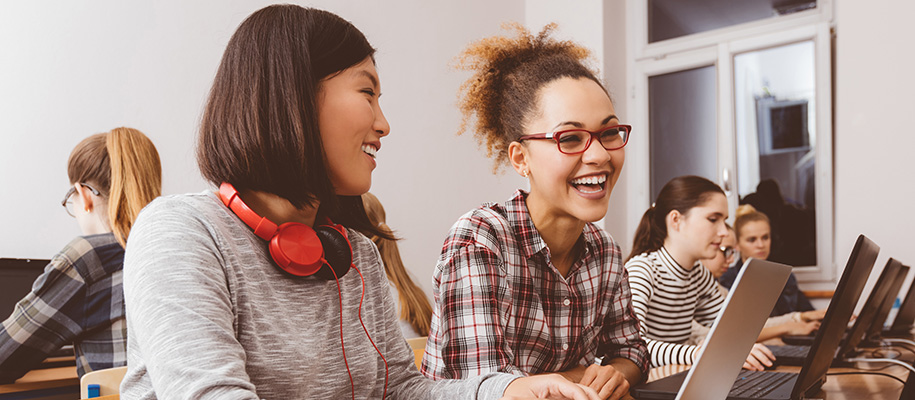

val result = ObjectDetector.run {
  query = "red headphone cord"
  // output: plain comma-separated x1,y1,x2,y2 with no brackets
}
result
352,265,390,398
330,269,356,400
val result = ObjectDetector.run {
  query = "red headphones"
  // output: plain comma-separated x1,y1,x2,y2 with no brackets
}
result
218,182,353,279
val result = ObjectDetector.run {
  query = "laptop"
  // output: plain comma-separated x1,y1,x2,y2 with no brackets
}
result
0,258,73,361
635,234,880,400
886,264,915,336
770,258,903,365
0,258,49,316
860,263,909,347
634,258,792,400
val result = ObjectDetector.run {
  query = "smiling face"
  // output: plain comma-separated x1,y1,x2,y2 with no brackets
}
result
738,220,772,261
511,77,624,223
317,57,390,196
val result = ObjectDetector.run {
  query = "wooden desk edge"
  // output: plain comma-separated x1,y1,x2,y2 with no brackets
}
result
0,366,79,394
804,290,835,299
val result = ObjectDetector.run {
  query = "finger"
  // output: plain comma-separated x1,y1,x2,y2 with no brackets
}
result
757,344,775,360
597,374,620,399
745,352,765,370
577,383,602,400
607,377,630,400
546,381,601,400
752,347,773,367
579,365,598,387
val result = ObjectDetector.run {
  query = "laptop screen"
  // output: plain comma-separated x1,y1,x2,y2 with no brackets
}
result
890,266,915,332
0,258,50,318
792,235,880,398
866,264,909,340
837,258,902,358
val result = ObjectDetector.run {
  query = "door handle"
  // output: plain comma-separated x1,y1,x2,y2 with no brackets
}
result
722,168,731,196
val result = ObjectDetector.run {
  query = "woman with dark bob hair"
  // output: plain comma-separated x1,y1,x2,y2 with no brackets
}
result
422,24,648,400
120,5,598,400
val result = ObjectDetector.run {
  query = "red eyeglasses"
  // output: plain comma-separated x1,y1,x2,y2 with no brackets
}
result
518,124,632,155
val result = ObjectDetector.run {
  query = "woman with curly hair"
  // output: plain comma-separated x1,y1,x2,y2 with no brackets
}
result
120,5,598,400
422,24,648,400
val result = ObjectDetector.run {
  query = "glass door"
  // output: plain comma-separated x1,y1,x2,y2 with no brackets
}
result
629,23,834,279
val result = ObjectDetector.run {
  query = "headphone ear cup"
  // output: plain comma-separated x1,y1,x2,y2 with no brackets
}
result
313,225,353,280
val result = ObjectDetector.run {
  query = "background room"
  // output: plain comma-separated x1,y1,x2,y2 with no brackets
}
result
1,0,914,305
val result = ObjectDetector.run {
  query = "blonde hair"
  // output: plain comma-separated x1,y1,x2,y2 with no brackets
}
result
67,127,162,246
361,192,433,336
734,204,770,240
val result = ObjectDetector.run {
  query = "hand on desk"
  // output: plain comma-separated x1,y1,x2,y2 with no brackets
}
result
555,364,631,400
743,343,775,371
800,309,827,322
783,320,821,336
502,374,600,400
579,364,630,400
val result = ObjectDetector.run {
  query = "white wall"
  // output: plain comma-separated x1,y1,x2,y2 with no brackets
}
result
0,1,525,298
833,0,915,302
5,0,911,303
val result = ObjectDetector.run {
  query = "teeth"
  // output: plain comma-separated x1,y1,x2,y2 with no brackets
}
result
362,144,377,158
571,175,607,185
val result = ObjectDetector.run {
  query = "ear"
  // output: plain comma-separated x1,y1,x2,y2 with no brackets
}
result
74,184,95,213
666,209,682,233
508,141,529,178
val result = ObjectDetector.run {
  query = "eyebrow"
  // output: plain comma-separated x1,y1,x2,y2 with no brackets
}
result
550,114,619,131
358,70,379,89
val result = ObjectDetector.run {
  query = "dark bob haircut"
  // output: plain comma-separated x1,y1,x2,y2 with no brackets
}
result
198,4,385,236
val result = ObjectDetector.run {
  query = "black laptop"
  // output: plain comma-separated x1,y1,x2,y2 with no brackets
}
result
633,234,880,400
0,258,73,362
886,264,915,336
860,263,910,347
770,258,904,365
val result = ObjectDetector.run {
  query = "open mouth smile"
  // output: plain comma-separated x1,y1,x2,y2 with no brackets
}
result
570,173,608,194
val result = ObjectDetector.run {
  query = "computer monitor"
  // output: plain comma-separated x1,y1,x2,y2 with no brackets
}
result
0,258,50,316
756,97,811,155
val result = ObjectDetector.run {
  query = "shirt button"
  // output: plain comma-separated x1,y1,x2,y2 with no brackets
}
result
563,298,571,306
562,343,570,350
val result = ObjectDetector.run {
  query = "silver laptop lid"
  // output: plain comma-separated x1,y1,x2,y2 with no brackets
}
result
676,258,792,400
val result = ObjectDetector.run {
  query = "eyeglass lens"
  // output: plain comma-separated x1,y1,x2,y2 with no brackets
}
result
557,127,629,153
62,187,77,217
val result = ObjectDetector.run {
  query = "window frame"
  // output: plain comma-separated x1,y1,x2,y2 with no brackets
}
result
624,0,836,283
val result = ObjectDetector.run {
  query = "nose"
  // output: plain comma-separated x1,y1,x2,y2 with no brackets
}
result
580,134,611,165
374,103,390,137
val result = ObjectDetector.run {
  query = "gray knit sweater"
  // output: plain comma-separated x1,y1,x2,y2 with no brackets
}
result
120,191,515,399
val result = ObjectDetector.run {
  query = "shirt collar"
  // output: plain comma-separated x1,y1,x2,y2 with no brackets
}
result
502,190,597,260
657,246,694,279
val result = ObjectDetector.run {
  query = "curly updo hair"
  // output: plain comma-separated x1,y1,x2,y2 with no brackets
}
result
455,23,606,172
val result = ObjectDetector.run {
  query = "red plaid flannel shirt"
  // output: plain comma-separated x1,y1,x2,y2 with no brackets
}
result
422,190,648,380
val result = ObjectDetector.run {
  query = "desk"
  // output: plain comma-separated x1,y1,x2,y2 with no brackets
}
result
0,366,79,400
641,361,908,399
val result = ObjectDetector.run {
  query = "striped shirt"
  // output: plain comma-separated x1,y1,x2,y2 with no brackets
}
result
0,233,126,383
625,247,724,367
423,190,649,380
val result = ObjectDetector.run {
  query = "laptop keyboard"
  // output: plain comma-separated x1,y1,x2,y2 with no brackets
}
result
729,370,795,398
769,344,809,358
